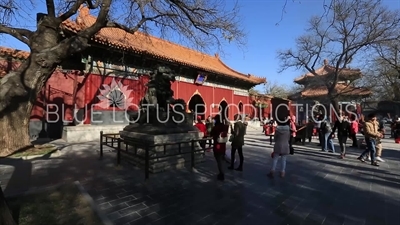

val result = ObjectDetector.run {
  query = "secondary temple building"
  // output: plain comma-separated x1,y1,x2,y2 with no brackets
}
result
0,7,266,140
289,60,371,123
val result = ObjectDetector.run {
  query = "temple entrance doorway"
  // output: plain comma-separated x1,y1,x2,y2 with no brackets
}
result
219,100,229,122
238,102,243,112
188,94,206,120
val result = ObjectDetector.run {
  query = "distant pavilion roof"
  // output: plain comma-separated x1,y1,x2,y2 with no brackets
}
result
294,60,362,85
289,83,371,99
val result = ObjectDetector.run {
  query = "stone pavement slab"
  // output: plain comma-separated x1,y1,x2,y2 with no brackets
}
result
1,132,400,225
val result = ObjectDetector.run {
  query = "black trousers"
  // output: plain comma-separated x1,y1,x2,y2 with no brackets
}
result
289,136,294,154
214,152,224,175
338,135,348,154
231,146,243,168
350,133,357,147
318,129,323,145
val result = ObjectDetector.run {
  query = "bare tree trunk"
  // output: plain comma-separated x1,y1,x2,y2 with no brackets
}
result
0,187,17,225
0,53,59,156
0,51,60,155
0,16,80,155
330,97,341,120
0,101,32,156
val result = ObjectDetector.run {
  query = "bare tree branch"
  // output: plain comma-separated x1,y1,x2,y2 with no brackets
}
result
58,0,100,21
0,24,32,44
105,13,178,34
46,0,56,17
57,0,85,21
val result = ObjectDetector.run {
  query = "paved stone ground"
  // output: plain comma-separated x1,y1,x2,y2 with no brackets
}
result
1,128,400,225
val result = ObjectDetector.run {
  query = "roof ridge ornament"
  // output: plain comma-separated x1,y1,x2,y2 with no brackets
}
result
78,5,90,17
323,59,328,66
214,53,219,58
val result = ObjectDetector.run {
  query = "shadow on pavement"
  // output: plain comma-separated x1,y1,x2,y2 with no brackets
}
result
0,137,399,225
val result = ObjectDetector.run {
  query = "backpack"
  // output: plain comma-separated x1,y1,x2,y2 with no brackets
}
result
321,121,332,133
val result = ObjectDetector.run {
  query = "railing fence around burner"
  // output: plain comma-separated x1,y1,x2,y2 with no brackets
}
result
99,131,213,180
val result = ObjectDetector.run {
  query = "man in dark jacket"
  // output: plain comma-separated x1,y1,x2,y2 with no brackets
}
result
228,114,246,171
331,114,351,159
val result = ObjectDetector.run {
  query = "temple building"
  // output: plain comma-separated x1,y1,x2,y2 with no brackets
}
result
0,7,266,140
289,60,371,123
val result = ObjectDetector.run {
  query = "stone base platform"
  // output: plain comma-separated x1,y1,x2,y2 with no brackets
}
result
62,124,125,143
119,129,205,173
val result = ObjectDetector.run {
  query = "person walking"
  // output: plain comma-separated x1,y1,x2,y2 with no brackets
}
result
268,118,290,178
375,136,384,162
392,117,400,140
320,116,335,152
228,114,246,171
194,116,207,149
331,114,351,159
205,115,214,148
315,114,323,146
357,113,382,167
349,115,359,147
289,115,297,155
210,115,229,180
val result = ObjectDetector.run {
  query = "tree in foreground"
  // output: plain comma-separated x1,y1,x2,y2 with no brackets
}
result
0,0,245,155
277,0,400,111
0,1,244,223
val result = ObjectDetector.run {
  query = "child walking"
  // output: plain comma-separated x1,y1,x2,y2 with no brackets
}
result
268,119,290,178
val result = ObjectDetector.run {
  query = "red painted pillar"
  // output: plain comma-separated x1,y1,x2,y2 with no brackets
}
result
84,75,91,124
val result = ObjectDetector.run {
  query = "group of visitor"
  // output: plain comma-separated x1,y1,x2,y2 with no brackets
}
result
261,116,276,133
193,110,396,181
193,114,248,180
315,113,352,158
194,114,296,181
314,112,386,166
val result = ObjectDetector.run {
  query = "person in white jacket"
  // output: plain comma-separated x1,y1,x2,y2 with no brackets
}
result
268,119,290,178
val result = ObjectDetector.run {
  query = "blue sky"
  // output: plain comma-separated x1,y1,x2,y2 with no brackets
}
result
1,0,399,91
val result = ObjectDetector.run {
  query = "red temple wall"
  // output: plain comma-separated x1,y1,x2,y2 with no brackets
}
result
172,81,245,120
233,95,253,117
2,55,258,124
81,74,148,124
14,66,255,123
30,71,85,122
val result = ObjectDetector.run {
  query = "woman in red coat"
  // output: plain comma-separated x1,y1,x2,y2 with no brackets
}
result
210,115,229,181
194,116,207,149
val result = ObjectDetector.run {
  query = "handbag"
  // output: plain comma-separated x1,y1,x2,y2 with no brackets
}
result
217,133,228,143
229,134,234,142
